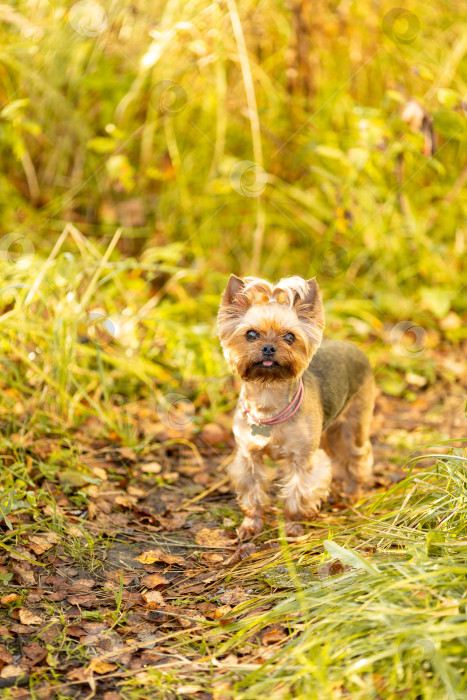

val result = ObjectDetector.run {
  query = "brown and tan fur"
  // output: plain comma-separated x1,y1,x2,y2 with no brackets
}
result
218,274,375,539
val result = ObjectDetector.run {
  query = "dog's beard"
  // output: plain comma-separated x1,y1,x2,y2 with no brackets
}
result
228,349,310,384
241,359,298,383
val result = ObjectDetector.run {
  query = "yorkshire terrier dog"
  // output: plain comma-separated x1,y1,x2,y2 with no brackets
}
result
218,275,375,539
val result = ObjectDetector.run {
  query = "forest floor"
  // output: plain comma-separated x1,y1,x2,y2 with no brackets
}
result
0,343,465,700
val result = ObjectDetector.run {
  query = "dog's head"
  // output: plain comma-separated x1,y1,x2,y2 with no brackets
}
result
217,275,324,384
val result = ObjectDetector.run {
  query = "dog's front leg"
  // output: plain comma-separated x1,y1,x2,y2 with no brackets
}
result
280,449,332,536
228,449,269,539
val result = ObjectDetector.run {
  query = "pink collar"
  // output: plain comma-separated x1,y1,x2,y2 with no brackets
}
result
241,378,304,426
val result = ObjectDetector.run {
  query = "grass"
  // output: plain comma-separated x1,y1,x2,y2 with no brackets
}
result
108,451,467,700
0,229,465,699
0,0,466,697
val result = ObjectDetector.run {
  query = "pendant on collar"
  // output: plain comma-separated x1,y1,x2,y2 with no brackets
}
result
251,423,271,437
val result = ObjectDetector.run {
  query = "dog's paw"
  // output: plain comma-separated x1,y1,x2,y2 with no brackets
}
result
237,515,263,540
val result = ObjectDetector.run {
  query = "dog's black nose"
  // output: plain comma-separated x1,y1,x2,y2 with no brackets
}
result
262,344,276,356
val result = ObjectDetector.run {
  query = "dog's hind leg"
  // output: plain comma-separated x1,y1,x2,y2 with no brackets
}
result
280,448,333,537
324,379,375,500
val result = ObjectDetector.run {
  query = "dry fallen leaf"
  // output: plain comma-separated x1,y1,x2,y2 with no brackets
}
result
90,659,118,675
141,462,162,474
0,645,14,665
0,663,28,679
262,627,287,645
201,553,225,564
218,588,250,605
67,594,97,608
11,564,37,587
18,609,43,626
200,423,226,445
22,641,47,665
1,593,21,606
9,545,36,562
195,528,232,548
114,494,138,508
213,605,232,620
140,573,169,589
28,533,60,555
142,591,165,609
222,543,256,566
136,548,188,567
127,485,147,498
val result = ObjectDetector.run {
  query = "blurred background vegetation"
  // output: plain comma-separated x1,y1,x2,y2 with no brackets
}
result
0,0,466,436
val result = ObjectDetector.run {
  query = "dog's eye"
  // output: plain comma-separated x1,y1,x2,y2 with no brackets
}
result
245,330,259,341
283,332,295,345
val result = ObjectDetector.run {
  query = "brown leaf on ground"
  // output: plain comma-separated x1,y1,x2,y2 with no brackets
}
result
47,590,68,602
0,663,28,679
218,588,250,605
11,564,37,587
69,578,95,589
1,593,21,606
195,528,232,548
104,570,138,586
9,545,36,562
156,512,189,530
90,659,118,674
27,590,43,604
0,645,14,666
37,624,62,643
136,548,189,567
142,591,165,609
222,543,256,566
9,623,38,634
22,641,47,666
118,446,138,461
27,533,60,555
18,609,43,626
127,486,147,499
67,594,97,608
141,461,162,474
140,573,169,589
201,553,225,564
200,423,227,445
213,605,232,620
114,494,138,508
66,666,92,682
261,627,287,645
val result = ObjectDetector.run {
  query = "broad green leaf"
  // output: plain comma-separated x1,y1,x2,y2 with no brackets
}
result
323,540,380,574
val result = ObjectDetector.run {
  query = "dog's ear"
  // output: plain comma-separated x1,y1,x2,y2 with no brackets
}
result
220,274,245,307
295,277,325,331
304,277,320,306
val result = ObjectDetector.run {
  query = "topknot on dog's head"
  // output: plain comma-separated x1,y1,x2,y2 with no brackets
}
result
241,276,310,308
